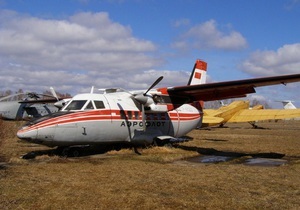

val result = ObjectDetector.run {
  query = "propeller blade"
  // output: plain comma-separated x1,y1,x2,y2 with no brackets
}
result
50,87,59,101
144,76,163,96
142,104,146,131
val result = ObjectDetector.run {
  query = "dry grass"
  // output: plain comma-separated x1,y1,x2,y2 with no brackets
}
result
0,120,300,209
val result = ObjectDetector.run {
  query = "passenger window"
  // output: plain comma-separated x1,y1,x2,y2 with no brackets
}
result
94,101,105,109
64,100,87,110
85,101,94,110
134,111,139,120
127,111,132,119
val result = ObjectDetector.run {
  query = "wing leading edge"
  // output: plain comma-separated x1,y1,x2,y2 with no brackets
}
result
167,74,300,102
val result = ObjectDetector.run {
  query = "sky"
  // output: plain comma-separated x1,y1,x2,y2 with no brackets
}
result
0,0,300,108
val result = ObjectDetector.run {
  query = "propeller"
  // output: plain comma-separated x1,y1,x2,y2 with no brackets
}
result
133,76,163,131
144,76,163,96
141,102,146,131
50,87,59,101
50,87,67,109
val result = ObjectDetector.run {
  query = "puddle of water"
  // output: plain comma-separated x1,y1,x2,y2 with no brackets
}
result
244,158,287,166
188,155,235,163
186,155,288,166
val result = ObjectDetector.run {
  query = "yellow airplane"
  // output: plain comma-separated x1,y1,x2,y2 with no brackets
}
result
202,100,300,128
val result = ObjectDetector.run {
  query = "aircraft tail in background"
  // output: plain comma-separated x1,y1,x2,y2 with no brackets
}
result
278,100,297,109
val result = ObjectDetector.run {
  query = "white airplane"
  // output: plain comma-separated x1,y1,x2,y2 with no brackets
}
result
17,60,300,156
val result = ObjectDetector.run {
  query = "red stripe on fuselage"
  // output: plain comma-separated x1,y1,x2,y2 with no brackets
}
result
18,109,201,133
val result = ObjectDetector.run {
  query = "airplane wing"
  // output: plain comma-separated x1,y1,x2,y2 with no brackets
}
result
227,109,300,122
203,109,223,117
167,74,300,102
202,116,224,124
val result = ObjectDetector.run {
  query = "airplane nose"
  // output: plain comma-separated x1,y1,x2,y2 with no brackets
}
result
17,127,38,141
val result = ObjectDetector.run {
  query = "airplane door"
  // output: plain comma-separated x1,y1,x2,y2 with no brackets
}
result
101,95,112,122
107,95,140,142
99,95,130,142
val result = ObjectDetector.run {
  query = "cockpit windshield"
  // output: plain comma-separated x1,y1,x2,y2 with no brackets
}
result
64,100,87,111
63,99,106,111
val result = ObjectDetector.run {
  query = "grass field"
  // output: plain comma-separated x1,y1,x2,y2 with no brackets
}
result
0,119,299,209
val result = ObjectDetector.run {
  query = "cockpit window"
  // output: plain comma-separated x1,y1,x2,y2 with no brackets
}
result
94,101,105,109
85,101,94,110
64,100,87,111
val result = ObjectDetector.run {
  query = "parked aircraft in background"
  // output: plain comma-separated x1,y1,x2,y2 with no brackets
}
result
0,89,69,120
202,100,300,128
277,100,297,109
17,59,300,156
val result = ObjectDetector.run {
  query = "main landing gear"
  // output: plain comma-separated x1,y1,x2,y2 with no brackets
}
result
56,146,84,157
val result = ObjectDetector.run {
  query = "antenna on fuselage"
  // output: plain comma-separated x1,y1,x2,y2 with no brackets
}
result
90,86,94,94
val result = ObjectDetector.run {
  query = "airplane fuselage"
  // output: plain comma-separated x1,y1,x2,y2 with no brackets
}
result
0,101,25,120
17,92,202,147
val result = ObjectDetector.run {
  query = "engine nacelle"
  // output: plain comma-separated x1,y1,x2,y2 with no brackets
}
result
135,94,169,113
145,104,169,113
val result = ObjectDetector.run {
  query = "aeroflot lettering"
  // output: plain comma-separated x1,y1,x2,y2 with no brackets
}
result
120,121,166,127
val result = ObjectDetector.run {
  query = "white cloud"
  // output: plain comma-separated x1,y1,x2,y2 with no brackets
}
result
240,44,300,108
240,43,300,76
172,19,247,51
0,10,169,94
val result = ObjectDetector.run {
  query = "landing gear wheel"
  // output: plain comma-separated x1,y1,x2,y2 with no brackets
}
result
114,145,122,151
164,142,173,148
69,148,80,157
56,147,68,156
153,139,163,147
61,147,70,157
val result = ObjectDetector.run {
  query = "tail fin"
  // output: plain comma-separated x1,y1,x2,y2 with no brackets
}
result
188,60,207,127
281,100,297,109
187,59,207,85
